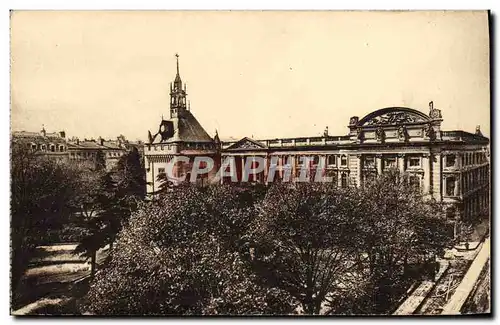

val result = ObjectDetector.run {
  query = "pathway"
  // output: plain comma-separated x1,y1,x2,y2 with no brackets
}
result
441,237,490,315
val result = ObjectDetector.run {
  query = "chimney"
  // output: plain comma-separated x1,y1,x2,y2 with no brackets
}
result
76,138,80,145
98,136,104,146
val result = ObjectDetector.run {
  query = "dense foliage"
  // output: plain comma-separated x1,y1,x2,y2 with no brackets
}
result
82,172,452,315
81,185,296,315
75,148,146,275
10,139,453,315
10,144,78,298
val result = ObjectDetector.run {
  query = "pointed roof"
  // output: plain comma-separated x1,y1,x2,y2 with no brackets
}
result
151,110,213,144
174,53,182,86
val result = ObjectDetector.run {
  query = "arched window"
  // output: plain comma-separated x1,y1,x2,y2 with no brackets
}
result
446,154,456,167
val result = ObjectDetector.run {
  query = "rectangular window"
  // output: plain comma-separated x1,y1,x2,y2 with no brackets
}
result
340,156,347,166
408,157,420,167
158,168,166,175
364,156,375,168
446,154,456,167
341,173,348,188
327,155,336,166
384,157,397,169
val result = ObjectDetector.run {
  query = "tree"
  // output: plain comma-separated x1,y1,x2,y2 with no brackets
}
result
75,171,122,277
80,185,296,315
114,147,146,212
94,150,106,171
10,143,78,298
245,182,364,315
352,170,453,313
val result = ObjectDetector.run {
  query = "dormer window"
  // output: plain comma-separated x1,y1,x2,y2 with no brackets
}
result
31,143,37,150
50,144,55,152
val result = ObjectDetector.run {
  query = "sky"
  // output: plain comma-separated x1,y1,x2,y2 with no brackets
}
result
10,11,490,141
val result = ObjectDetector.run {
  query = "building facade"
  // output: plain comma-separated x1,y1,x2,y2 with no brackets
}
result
66,136,134,170
144,54,219,194
220,103,490,222
12,127,68,161
12,128,140,171
145,57,490,223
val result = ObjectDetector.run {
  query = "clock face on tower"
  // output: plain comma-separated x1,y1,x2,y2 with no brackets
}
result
159,120,175,141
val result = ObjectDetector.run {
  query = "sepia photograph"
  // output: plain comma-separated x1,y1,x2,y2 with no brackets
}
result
9,10,491,316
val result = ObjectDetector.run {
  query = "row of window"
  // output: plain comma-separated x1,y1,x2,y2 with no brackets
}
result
462,166,489,194
149,143,214,151
445,151,488,168
362,155,421,169
69,151,123,158
28,143,65,152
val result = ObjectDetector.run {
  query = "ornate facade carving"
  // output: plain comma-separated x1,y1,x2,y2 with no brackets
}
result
398,125,409,142
349,116,359,126
364,111,426,126
356,129,364,141
375,127,385,143
424,124,436,141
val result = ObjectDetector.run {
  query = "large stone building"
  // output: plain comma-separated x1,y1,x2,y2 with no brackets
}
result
145,56,490,223
145,54,219,193
12,127,68,161
66,136,141,170
12,128,142,171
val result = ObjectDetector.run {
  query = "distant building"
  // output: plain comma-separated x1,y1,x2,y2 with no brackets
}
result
144,56,490,226
67,136,129,170
12,127,139,171
12,127,68,161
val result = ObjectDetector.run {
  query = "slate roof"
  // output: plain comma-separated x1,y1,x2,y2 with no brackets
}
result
153,110,213,144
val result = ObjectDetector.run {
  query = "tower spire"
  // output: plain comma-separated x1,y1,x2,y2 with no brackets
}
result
170,53,187,118
173,53,182,90
175,53,180,76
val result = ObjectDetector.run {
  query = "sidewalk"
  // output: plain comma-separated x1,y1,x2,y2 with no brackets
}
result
392,260,449,315
441,237,490,315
